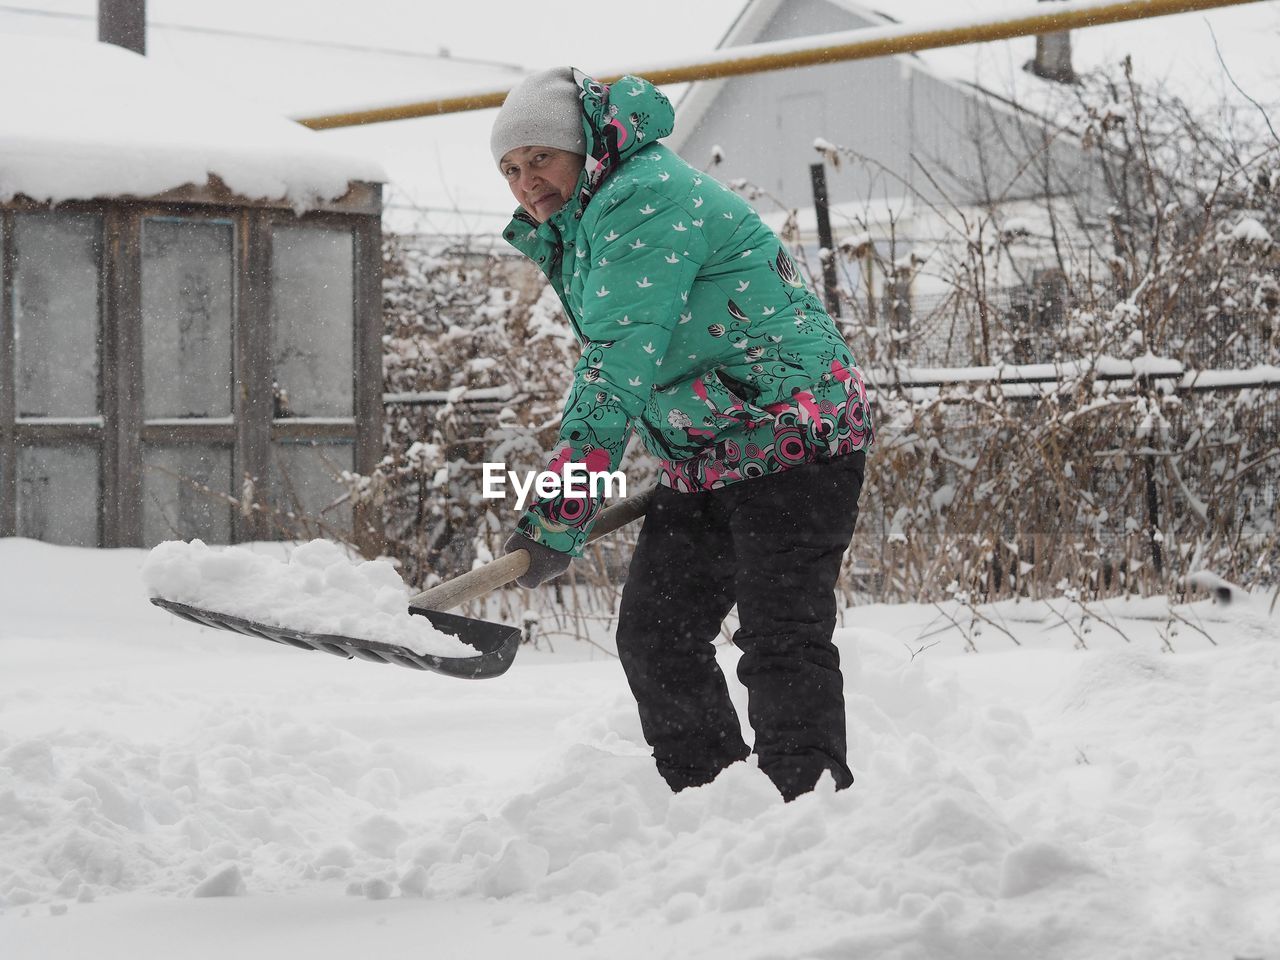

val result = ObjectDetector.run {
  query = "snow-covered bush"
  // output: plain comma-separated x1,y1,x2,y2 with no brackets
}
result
361,235,568,588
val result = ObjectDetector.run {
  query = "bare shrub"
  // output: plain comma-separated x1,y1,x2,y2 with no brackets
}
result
806,61,1280,605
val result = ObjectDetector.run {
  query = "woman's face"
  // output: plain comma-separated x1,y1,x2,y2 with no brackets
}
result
500,146,584,222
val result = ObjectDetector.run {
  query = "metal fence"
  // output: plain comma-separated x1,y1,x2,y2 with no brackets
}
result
847,270,1280,370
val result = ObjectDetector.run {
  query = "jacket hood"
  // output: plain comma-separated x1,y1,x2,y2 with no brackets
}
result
573,70,675,191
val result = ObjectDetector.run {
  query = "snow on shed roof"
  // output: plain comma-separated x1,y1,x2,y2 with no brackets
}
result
0,33,387,210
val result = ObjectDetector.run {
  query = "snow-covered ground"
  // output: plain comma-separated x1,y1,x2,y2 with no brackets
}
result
2,537,1278,959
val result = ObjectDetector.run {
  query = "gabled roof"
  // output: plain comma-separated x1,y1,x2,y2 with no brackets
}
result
674,0,1280,145
0,34,386,210
672,0,1005,149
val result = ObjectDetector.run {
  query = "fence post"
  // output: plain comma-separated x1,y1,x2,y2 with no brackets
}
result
809,163,841,317
1138,374,1165,579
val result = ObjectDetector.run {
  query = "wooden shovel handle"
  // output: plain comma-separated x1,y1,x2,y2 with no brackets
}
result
407,485,654,613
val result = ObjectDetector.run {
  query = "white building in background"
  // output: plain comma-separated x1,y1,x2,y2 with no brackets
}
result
668,0,1279,365
669,0,1104,341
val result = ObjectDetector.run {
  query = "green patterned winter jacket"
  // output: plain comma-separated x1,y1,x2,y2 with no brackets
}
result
504,72,873,556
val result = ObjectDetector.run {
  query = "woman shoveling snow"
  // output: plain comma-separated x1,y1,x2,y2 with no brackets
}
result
490,68,874,801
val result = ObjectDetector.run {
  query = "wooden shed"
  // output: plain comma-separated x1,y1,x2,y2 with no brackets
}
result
1,35,386,550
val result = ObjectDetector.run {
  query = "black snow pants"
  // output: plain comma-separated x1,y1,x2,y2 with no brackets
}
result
615,451,865,801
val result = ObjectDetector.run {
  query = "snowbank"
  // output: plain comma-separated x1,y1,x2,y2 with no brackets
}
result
2,538,1278,958
0,35,384,210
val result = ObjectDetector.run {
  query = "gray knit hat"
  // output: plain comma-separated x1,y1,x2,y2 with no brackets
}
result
490,67,586,168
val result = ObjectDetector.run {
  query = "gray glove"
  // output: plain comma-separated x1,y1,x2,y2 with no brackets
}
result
504,532,572,589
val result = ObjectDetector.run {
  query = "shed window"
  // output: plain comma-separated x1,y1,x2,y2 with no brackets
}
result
12,213,101,418
142,218,235,419
17,445,99,546
271,440,354,534
271,225,354,418
142,444,233,545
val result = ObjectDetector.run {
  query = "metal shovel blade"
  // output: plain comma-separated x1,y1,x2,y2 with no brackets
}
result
151,596,519,679
150,487,651,680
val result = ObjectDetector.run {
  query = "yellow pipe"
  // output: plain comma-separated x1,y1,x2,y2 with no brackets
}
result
298,0,1269,130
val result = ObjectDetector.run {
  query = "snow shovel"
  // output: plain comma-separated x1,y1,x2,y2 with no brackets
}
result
151,486,652,680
